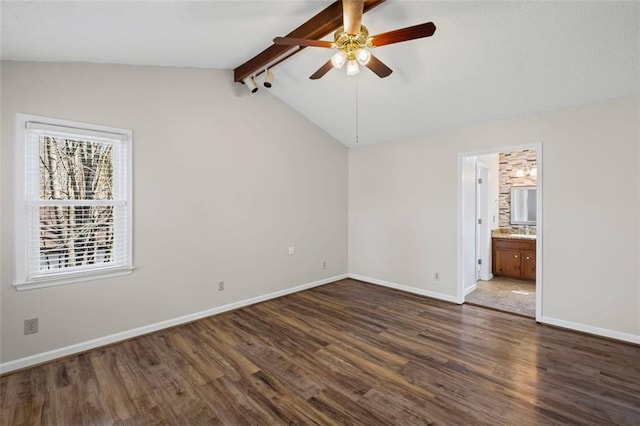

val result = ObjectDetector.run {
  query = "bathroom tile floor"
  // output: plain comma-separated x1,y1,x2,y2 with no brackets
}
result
465,277,536,318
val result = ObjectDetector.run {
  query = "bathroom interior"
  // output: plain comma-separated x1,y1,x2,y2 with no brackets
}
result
466,148,537,317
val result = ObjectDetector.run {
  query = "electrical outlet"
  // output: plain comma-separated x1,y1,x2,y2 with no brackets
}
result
24,318,38,335
322,261,327,270
288,246,295,256
434,272,440,281
218,281,225,291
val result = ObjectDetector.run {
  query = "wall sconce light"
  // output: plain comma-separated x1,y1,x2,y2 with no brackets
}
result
515,165,537,178
243,76,258,93
263,69,274,88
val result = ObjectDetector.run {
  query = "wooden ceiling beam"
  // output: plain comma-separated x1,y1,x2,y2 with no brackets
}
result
233,0,386,83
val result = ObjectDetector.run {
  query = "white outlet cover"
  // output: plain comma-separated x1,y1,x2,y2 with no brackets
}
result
288,247,295,255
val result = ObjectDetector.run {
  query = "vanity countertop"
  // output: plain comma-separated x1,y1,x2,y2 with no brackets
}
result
492,233,536,240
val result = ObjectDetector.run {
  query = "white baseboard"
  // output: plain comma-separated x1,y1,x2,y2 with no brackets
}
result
0,274,348,374
540,316,640,345
464,283,477,296
348,274,460,304
349,275,639,345
6,274,634,374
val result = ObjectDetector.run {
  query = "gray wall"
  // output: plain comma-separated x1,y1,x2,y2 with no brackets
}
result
349,95,640,340
2,60,638,366
1,61,348,363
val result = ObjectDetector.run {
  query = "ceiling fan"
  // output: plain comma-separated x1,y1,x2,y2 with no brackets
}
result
272,0,436,79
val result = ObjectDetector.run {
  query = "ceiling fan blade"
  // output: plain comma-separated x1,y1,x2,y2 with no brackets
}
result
273,37,333,48
365,54,393,78
343,0,365,35
310,60,334,80
370,22,436,47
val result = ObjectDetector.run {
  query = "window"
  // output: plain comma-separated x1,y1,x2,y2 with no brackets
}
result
14,114,133,290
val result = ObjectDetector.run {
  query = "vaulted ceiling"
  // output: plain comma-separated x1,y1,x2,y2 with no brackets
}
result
2,1,639,147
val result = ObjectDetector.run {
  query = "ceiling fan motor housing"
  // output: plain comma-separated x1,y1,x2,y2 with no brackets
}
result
334,25,371,59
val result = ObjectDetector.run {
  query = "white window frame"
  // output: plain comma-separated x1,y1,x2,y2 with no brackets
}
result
14,113,133,290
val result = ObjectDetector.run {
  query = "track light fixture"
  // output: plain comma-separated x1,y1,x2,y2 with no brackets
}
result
243,76,258,93
263,69,274,88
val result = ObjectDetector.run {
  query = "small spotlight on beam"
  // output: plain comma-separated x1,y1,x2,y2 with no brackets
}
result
243,76,258,93
263,69,274,88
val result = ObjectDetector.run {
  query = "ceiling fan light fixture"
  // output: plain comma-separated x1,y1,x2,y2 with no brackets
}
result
331,51,348,69
355,48,371,65
346,59,360,76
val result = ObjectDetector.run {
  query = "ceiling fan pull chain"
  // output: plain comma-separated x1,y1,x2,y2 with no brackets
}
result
356,79,360,144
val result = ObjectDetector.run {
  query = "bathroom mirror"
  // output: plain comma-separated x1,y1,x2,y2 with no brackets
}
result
511,185,537,225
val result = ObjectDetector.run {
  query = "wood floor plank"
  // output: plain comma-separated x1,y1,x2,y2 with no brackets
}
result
2,279,639,425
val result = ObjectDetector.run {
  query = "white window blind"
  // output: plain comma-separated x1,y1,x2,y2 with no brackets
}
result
14,114,133,290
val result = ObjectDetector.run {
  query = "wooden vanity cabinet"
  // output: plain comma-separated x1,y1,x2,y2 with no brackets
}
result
522,251,536,281
492,237,536,281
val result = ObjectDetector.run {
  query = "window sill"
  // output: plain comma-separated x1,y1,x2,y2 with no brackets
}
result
13,266,135,291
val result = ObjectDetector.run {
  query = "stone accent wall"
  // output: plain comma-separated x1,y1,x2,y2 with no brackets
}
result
499,149,537,229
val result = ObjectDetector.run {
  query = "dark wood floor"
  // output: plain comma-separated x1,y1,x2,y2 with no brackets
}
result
2,279,639,425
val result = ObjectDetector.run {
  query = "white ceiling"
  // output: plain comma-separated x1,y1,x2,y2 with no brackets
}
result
2,1,639,147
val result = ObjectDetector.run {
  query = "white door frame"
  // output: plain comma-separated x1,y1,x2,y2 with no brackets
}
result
457,142,543,322
476,162,492,281
460,156,477,296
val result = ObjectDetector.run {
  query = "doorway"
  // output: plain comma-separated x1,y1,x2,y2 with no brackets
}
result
458,144,543,320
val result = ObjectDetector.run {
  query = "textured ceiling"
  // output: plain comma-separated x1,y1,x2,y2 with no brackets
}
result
2,1,639,147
